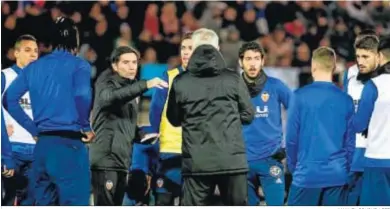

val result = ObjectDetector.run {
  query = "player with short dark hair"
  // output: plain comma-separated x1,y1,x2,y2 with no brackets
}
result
286,47,355,206
1,34,38,205
238,41,291,206
353,36,390,206
344,32,379,206
3,17,93,205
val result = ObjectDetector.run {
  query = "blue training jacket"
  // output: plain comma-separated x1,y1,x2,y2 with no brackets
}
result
3,50,92,136
242,77,291,161
286,81,355,188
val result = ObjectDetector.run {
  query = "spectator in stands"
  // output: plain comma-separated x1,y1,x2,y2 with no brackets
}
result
199,2,225,34
320,36,332,47
222,7,237,29
112,4,130,35
1,0,389,88
301,23,323,51
181,11,199,34
91,18,112,72
114,23,135,48
143,3,160,39
261,25,294,66
142,47,157,65
221,26,242,69
292,42,311,67
284,19,306,40
238,9,261,41
248,1,270,35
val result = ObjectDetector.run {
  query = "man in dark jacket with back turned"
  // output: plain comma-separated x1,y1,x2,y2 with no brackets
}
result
166,28,255,206
89,46,168,206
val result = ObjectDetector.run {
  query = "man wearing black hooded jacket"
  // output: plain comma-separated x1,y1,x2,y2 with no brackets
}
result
166,28,255,206
89,46,168,206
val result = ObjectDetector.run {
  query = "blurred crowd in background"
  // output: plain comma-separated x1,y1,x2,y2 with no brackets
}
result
2,0,390,86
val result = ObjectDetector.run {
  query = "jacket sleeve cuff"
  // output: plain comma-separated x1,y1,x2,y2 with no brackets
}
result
2,158,16,170
139,80,148,91
81,125,92,133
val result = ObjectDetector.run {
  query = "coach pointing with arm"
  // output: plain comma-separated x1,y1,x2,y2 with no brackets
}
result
166,28,255,206
89,46,167,206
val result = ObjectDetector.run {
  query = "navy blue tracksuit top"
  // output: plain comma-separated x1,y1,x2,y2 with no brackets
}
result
286,81,356,188
3,50,92,136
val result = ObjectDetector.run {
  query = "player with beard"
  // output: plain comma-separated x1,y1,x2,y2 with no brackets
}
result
352,37,390,206
238,42,292,206
343,31,379,206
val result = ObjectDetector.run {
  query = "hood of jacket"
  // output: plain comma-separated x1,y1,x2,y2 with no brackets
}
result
378,61,390,75
187,44,227,77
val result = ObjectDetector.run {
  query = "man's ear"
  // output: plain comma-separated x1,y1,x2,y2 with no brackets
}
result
260,56,265,68
111,63,117,72
14,48,19,59
378,52,384,66
239,59,243,68
311,61,316,73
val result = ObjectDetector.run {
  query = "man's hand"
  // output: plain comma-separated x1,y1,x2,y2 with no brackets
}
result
2,165,14,178
144,175,152,196
146,78,168,89
81,131,95,143
6,125,14,137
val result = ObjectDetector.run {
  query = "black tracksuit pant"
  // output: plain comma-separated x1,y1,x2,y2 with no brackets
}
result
91,170,127,206
181,172,247,206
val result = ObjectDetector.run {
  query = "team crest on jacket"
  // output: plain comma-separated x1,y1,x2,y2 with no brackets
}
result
269,165,282,178
105,180,114,191
261,92,270,102
157,178,164,188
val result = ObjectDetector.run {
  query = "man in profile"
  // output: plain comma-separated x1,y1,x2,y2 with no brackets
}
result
166,28,255,206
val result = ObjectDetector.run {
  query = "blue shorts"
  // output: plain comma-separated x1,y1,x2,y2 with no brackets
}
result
346,171,363,205
360,167,390,206
287,185,347,206
247,157,285,206
154,153,182,197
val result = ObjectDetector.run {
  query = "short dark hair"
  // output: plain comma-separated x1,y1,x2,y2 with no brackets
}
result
110,46,140,64
354,35,379,51
52,16,79,52
378,36,390,59
182,32,193,41
238,41,266,60
14,34,37,49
